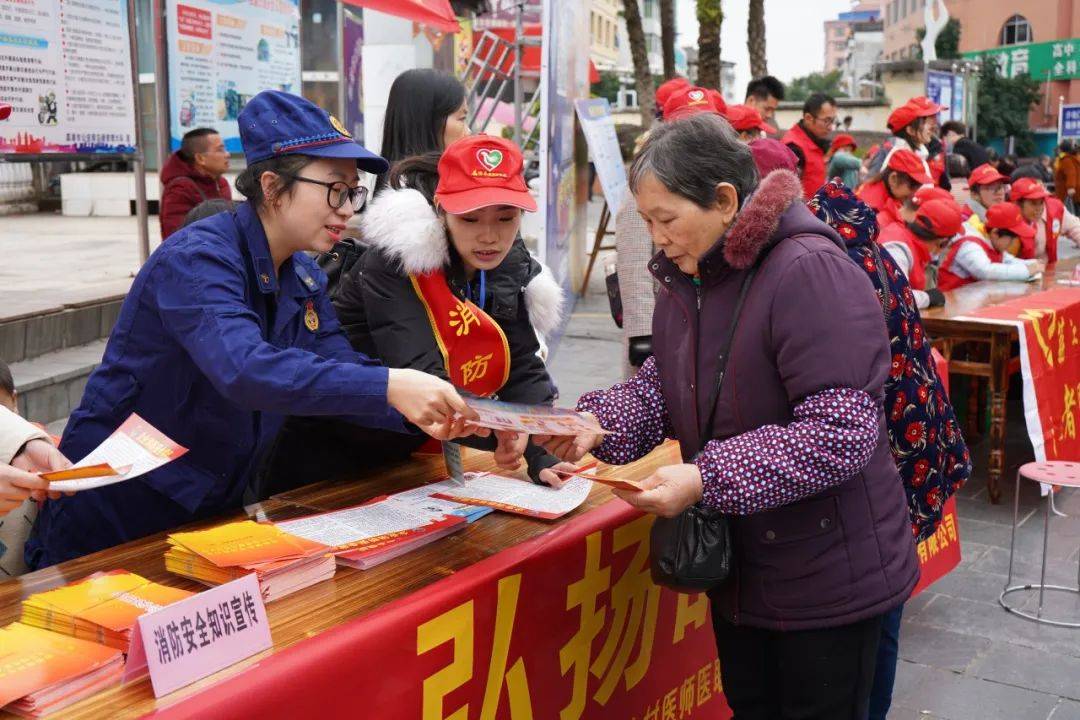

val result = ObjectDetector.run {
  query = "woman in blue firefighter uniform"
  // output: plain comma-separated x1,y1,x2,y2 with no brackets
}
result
26,91,478,569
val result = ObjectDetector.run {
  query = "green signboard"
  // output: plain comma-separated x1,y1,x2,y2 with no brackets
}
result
963,38,1080,81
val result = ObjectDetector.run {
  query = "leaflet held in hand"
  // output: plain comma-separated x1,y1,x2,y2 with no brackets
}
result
462,398,609,436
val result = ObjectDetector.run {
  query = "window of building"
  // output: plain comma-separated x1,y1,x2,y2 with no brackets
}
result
644,0,655,19
999,14,1032,45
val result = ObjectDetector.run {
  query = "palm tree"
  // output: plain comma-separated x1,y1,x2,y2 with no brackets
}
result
622,0,656,127
696,0,723,90
747,0,767,78
660,0,677,79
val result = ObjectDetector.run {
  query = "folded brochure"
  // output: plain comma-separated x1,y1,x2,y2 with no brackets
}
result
40,414,187,492
462,398,610,436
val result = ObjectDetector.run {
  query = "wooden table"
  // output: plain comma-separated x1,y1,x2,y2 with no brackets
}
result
0,443,682,719
921,256,1079,504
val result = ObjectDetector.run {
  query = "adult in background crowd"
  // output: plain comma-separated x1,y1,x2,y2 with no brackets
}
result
1056,140,1080,210
744,75,785,124
539,114,918,719
159,127,232,240
726,104,776,143
783,92,837,199
375,69,469,193
941,120,989,171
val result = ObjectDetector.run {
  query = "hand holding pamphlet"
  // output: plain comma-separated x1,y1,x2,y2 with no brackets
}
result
461,398,610,437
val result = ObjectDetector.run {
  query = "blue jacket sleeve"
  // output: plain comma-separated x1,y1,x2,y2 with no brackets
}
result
151,245,405,431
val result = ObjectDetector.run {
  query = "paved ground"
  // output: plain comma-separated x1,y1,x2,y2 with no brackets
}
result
6,201,1080,718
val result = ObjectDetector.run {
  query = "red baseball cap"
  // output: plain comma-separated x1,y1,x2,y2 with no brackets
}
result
725,104,775,134
911,185,953,207
913,198,964,238
1010,177,1051,201
434,135,537,215
655,77,690,108
829,133,857,152
985,202,1036,239
0,103,10,121
885,149,933,185
663,86,721,121
968,163,1008,188
707,89,728,115
887,96,945,132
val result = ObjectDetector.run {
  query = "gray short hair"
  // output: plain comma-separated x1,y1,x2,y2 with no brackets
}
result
629,114,758,208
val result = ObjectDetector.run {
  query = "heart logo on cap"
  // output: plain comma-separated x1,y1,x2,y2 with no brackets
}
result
477,148,504,172
688,90,705,102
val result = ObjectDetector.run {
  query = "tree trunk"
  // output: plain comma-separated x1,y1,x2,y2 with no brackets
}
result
696,0,723,91
660,0,677,79
747,0,767,79
623,0,656,127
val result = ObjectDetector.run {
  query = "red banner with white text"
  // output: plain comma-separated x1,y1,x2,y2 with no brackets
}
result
149,500,729,720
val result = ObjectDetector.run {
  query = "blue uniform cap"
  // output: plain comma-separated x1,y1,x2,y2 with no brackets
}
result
238,90,389,174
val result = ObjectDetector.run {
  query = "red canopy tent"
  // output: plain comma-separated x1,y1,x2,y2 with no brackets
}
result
340,0,461,34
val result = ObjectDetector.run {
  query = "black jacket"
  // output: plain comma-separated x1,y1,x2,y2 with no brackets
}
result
334,187,567,481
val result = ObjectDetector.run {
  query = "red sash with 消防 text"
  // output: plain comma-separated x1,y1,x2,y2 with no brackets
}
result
410,270,510,397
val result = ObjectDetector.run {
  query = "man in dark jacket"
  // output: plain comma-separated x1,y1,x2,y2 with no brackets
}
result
159,128,231,240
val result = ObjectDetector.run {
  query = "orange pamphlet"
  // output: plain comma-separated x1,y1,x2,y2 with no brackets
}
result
37,464,119,482
20,570,194,652
0,623,123,716
553,468,646,492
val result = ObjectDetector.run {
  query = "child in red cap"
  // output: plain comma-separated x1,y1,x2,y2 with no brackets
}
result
725,104,774,142
878,197,964,308
826,133,860,188
335,134,579,487
962,163,1009,235
857,149,933,229
1011,177,1080,264
938,202,1045,290
662,86,723,121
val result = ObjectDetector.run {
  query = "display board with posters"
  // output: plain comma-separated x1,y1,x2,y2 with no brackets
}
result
1060,103,1080,144
165,0,302,153
0,0,137,155
574,98,627,214
925,70,964,125
538,0,589,288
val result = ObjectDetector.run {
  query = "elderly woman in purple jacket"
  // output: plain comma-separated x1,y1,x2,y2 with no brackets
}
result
538,114,918,719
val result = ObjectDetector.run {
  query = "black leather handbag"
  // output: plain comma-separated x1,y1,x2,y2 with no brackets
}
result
649,251,769,593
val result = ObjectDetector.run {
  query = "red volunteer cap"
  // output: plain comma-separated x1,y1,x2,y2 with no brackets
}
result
726,104,775,134
829,133,857,152
0,103,10,121
985,202,1035,239
707,88,728,115
911,185,953,207
663,86,721,121
886,149,933,185
968,163,1008,188
1010,177,1051,201
913,198,964,238
655,77,690,108
434,134,537,215
887,96,944,132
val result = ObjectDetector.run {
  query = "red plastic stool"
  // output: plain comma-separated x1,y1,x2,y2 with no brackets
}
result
999,461,1080,628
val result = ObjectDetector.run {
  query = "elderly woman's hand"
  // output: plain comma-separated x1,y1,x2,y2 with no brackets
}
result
613,463,703,518
533,414,605,463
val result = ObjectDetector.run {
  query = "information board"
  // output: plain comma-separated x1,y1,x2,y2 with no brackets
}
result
0,0,136,154
574,98,627,214
165,0,302,153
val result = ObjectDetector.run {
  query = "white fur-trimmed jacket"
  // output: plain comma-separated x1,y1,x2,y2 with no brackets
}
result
333,186,566,480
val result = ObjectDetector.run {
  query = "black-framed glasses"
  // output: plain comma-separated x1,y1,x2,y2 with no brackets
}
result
287,175,368,212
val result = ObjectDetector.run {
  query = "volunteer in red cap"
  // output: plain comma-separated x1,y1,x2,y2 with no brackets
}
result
333,134,579,488
725,104,774,142
963,163,1009,233
1011,177,1080,264
655,77,690,119
662,85,722,121
707,88,727,116
857,148,933,229
938,202,1044,290
888,185,955,233
878,198,963,309
865,96,941,181
826,133,860,188
782,92,836,199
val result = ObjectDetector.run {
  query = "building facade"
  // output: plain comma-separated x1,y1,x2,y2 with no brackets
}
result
589,0,621,71
843,21,885,97
824,2,883,73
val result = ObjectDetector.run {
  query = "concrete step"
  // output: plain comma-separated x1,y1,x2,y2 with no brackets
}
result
0,295,123,364
9,340,107,425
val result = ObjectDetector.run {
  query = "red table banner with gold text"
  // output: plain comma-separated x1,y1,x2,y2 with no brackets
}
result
910,496,961,598
966,288,1080,465
148,500,730,720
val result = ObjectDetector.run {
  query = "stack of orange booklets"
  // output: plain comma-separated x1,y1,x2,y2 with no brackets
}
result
0,623,123,717
20,570,194,654
165,521,334,601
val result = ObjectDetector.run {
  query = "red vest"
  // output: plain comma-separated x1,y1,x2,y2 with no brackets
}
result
878,221,932,290
856,179,902,229
938,236,1003,291
782,122,826,200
